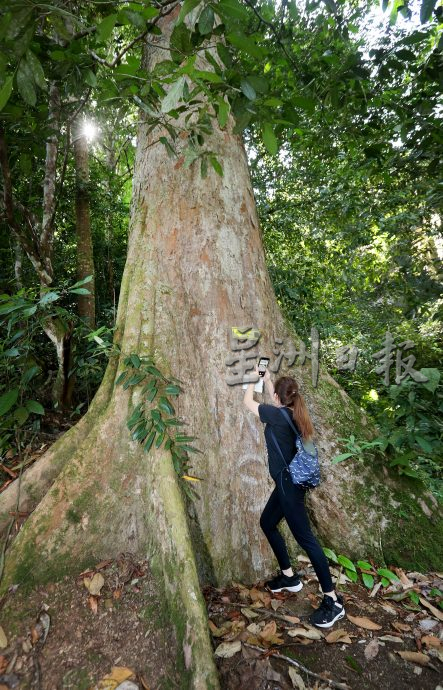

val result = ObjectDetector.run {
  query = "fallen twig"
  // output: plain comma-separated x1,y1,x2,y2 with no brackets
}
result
243,643,350,690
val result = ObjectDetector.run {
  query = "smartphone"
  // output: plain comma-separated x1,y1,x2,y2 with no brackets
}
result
258,357,270,377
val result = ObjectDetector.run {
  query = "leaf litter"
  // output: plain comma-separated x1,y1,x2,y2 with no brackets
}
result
204,565,443,689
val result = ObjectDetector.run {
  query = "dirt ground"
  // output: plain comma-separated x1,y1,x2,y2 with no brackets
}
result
0,554,441,690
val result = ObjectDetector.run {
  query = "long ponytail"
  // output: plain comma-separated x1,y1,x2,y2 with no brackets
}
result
274,376,315,441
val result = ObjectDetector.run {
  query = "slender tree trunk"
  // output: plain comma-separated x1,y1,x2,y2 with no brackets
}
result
73,120,96,328
1,10,441,687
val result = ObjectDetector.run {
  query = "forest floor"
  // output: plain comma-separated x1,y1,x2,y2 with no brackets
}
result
0,553,441,690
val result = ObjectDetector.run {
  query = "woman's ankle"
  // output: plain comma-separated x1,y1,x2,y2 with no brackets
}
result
324,590,337,601
282,567,294,577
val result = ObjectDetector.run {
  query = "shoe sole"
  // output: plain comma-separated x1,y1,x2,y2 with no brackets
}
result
267,582,304,593
311,608,345,628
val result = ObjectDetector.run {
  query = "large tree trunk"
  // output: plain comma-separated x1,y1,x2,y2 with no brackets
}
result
1,10,441,687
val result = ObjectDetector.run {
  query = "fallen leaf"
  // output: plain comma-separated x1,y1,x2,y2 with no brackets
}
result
96,666,135,689
113,588,122,600
428,647,443,663
283,614,301,624
418,596,443,622
246,623,261,635
379,603,397,615
347,614,382,631
215,640,242,658
0,626,7,649
394,568,414,587
297,555,310,563
391,621,411,633
288,667,306,689
421,635,441,648
84,572,105,596
325,629,352,644
397,651,429,665
379,635,405,643
271,599,282,611
242,607,259,620
223,620,245,640
259,621,277,641
364,638,380,660
0,656,8,673
370,582,382,598
208,620,228,638
287,627,323,640
88,595,98,614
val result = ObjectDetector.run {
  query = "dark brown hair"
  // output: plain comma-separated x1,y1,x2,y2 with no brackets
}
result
274,376,315,441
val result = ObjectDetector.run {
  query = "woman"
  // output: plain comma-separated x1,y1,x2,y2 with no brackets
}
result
243,367,345,628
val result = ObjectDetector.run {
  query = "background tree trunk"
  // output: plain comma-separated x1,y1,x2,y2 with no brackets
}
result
73,120,96,328
1,11,441,687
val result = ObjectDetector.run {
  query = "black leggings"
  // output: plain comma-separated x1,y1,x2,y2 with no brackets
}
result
260,468,333,592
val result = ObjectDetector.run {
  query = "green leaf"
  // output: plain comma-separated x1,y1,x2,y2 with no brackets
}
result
170,23,193,62
357,560,372,571
193,69,223,83
377,568,400,583
70,287,90,295
337,555,356,572
165,384,181,396
240,78,256,100
362,572,374,588
323,547,338,563
161,76,186,113
420,367,440,393
414,435,433,453
217,98,230,128
69,275,93,289
0,388,19,416
331,452,354,464
155,432,165,448
97,13,117,42
209,155,223,176
177,0,201,24
0,76,13,111
226,31,264,59
158,397,175,415
26,50,46,90
420,0,437,23
198,6,214,34
130,354,141,369
217,0,250,21
381,577,390,587
22,366,40,385
292,96,316,114
408,590,420,604
39,291,60,306
262,123,278,155
144,430,156,452
115,371,128,386
14,406,29,425
345,568,358,582
25,400,45,415
17,58,36,106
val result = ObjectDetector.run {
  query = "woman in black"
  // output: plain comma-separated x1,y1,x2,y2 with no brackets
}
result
243,368,346,628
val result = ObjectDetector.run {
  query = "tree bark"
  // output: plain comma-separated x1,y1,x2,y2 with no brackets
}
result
1,9,441,687
73,120,96,327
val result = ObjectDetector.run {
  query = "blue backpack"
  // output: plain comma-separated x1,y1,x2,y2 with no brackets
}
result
269,407,321,489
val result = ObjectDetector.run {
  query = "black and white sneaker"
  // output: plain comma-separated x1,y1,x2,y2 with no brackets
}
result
264,572,304,593
309,594,345,628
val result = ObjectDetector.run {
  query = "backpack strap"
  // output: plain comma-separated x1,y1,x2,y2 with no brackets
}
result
269,429,289,470
278,407,300,438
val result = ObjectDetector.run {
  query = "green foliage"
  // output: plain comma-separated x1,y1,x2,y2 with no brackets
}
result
323,547,420,605
116,354,202,499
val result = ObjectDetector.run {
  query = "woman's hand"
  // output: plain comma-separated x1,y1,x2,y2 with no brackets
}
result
263,368,271,382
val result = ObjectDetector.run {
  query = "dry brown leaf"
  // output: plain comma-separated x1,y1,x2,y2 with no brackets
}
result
325,628,351,644
391,621,411,633
287,627,323,640
139,674,151,690
259,621,277,641
96,666,135,689
246,623,261,635
215,640,242,658
418,596,443,622
394,568,414,587
288,667,306,690
88,595,98,614
0,627,7,649
242,607,259,620
397,651,429,666
113,588,122,600
86,572,105,596
379,635,405,643
271,599,282,611
364,638,380,660
370,582,382,598
223,620,245,640
421,635,441,648
347,614,382,630
283,614,301,624
378,603,397,615
0,657,8,673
